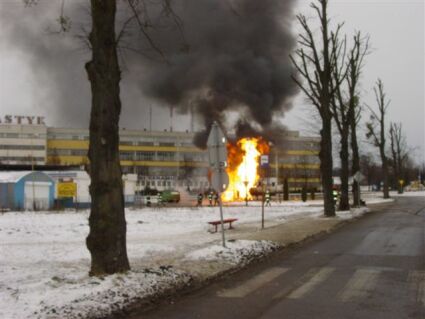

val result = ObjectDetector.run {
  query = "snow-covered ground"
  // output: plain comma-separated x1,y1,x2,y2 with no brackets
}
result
392,190,425,197
0,195,406,319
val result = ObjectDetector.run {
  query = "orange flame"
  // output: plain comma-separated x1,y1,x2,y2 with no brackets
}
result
222,137,269,201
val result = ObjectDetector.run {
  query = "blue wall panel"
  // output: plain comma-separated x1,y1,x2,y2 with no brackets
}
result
14,180,25,210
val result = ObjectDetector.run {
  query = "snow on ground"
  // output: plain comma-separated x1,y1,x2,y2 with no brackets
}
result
0,197,389,319
392,190,425,197
185,240,279,265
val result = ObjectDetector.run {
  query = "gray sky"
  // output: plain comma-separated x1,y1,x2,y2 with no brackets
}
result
0,0,423,162
287,0,425,163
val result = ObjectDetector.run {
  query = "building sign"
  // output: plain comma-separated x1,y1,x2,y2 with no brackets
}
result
0,115,46,125
57,182,77,198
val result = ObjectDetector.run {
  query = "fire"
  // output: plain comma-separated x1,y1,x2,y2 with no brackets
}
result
222,137,270,201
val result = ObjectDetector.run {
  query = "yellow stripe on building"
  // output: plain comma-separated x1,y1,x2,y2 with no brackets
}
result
47,155,87,165
48,156,209,168
47,140,203,153
48,140,89,150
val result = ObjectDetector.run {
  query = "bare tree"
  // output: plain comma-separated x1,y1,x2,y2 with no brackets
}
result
348,34,369,207
290,0,346,217
84,0,130,275
331,32,369,210
84,0,181,276
366,79,390,199
389,122,408,193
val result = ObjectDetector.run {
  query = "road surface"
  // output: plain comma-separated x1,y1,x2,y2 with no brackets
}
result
130,196,425,319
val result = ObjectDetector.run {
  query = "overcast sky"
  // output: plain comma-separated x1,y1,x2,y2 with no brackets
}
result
288,0,425,163
0,0,423,162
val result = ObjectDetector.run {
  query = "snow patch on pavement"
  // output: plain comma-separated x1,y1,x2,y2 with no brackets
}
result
185,240,279,265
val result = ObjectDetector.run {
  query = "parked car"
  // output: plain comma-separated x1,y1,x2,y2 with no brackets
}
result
160,190,180,203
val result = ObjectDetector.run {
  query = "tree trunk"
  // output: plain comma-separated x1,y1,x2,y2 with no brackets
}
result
320,114,336,217
381,149,390,199
283,177,289,201
350,118,360,206
85,0,130,276
338,132,350,210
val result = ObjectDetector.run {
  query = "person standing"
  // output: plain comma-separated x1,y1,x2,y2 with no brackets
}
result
213,192,219,206
208,192,213,206
197,193,203,207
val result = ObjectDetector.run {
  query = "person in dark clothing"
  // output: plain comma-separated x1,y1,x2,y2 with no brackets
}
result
208,192,213,206
197,193,203,207
213,192,219,206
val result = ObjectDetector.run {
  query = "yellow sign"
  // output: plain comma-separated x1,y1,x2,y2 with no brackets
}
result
57,182,77,198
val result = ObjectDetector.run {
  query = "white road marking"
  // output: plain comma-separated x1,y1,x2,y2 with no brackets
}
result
217,267,288,298
408,270,425,306
285,267,335,299
339,268,380,302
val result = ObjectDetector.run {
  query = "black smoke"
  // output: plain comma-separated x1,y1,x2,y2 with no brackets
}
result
0,0,298,143
134,0,299,147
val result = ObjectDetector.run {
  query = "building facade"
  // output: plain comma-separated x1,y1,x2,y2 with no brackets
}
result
0,119,320,192
0,124,47,166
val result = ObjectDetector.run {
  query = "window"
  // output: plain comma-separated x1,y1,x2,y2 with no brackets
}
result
157,152,175,161
159,142,175,147
136,151,155,161
0,145,45,150
120,151,134,160
137,141,154,146
0,156,44,162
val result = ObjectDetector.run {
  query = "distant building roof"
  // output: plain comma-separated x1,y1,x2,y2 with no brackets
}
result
0,171,33,183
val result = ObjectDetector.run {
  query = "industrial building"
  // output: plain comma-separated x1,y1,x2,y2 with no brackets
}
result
0,116,321,194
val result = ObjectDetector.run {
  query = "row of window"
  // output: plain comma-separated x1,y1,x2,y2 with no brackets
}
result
0,133,46,139
138,180,210,188
0,156,45,162
283,141,320,152
48,134,88,140
0,144,45,150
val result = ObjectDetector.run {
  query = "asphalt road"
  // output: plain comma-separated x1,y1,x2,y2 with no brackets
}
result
130,196,425,319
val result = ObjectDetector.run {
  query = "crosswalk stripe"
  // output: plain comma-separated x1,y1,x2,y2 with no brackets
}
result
285,267,335,299
217,267,288,298
339,268,380,302
408,270,425,306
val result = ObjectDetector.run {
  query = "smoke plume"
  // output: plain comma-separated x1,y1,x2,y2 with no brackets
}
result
0,0,298,145
135,0,299,147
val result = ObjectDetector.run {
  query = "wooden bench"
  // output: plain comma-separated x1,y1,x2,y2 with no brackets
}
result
208,218,238,233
